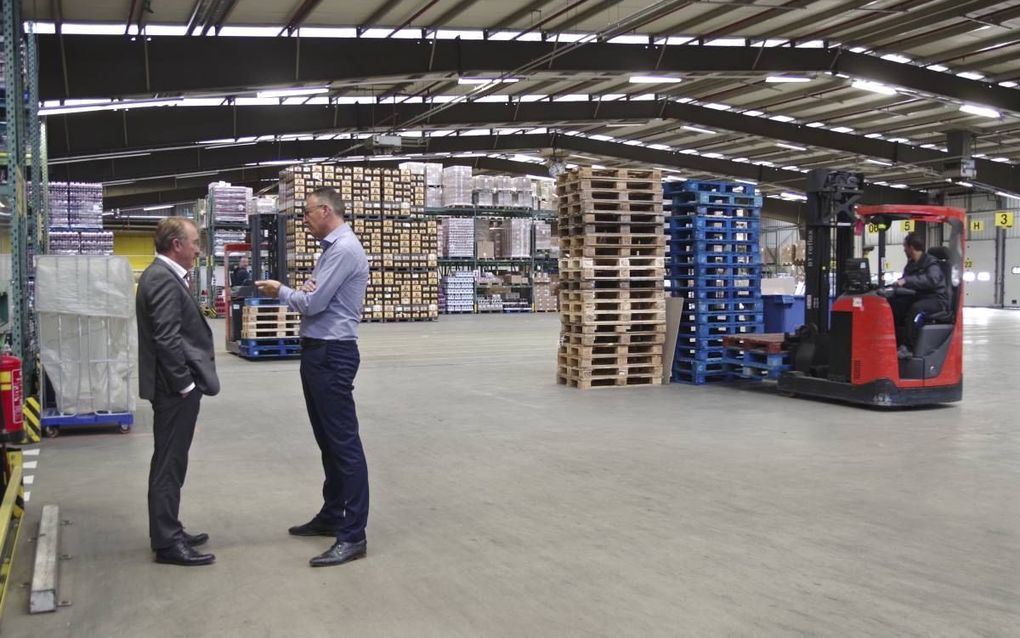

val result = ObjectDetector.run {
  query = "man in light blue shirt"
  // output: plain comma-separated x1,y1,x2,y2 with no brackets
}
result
256,186,370,567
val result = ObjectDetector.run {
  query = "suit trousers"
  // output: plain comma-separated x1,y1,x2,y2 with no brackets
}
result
148,390,201,550
299,340,369,543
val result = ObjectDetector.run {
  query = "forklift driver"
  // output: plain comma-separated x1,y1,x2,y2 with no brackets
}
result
889,232,950,357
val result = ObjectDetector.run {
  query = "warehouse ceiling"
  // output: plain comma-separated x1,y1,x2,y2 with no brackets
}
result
24,0,1020,220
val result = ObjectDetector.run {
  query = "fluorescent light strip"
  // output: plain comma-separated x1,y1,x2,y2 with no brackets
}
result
143,205,174,211
628,75,682,84
852,80,897,96
256,87,329,98
865,159,892,166
766,75,811,83
959,104,1000,118
776,143,807,151
682,125,715,135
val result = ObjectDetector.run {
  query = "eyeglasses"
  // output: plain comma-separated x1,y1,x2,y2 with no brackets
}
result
303,203,327,216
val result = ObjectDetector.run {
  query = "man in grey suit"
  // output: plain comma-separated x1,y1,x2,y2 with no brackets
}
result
136,217,220,566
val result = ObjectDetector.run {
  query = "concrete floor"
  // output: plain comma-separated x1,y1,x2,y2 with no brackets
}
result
4,310,1019,637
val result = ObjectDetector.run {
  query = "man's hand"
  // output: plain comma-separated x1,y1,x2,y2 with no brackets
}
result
255,279,282,297
301,278,318,293
894,278,906,287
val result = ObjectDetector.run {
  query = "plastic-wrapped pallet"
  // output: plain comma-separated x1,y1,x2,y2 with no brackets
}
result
533,220,555,256
512,177,535,209
36,255,137,414
502,218,532,258
441,166,473,207
208,182,252,223
536,180,556,210
441,271,475,313
254,196,277,215
48,181,104,229
494,175,514,208
473,175,495,207
444,217,475,257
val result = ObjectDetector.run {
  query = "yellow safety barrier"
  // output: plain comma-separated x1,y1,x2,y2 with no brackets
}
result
0,449,26,621
23,397,41,444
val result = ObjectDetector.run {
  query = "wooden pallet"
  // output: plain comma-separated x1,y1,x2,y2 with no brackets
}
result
721,333,788,354
556,368,663,390
558,201,662,215
558,222,663,237
558,288,663,302
568,167,661,181
558,279,664,291
559,188,661,202
559,342,663,358
559,331,666,347
560,321,666,335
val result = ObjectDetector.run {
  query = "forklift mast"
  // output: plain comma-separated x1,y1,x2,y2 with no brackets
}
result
803,170,864,334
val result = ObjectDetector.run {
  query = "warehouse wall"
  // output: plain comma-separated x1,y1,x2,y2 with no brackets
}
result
113,231,155,273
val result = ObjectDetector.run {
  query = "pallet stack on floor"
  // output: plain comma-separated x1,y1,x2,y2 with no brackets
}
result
556,167,666,389
236,298,302,359
278,165,439,322
665,180,764,384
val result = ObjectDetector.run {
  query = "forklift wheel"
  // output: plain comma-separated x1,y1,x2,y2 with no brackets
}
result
43,426,59,438
118,424,132,434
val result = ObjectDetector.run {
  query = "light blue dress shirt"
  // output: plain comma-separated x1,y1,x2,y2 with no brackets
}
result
278,223,369,340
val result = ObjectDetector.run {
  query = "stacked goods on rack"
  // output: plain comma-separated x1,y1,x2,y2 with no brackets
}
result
207,182,252,224
473,175,495,207
533,220,557,258
48,181,103,228
441,166,473,207
440,271,474,313
665,180,764,384
212,229,246,257
442,217,475,257
46,182,112,255
278,164,439,322
533,272,559,312
556,167,666,389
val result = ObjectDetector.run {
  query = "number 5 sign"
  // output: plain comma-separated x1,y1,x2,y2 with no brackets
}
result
995,212,1014,228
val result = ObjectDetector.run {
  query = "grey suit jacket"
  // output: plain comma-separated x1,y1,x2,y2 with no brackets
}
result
136,258,220,401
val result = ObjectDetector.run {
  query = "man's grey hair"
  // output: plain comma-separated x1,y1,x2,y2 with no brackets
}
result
154,216,197,254
310,187,345,217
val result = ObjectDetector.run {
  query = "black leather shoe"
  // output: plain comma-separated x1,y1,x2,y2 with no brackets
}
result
154,541,215,566
182,531,209,547
288,518,338,537
309,540,366,567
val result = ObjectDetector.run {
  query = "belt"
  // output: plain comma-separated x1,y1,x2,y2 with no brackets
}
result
300,337,354,349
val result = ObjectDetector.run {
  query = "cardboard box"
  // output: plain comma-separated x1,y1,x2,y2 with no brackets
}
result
477,240,495,259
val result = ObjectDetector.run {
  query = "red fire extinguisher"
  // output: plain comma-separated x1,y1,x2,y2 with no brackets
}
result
0,347,24,441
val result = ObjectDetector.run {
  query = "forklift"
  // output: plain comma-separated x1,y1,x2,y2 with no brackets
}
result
777,169,964,407
223,211,289,354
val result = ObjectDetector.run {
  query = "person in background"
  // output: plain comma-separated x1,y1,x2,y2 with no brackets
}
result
889,232,950,357
230,255,252,287
136,217,220,566
255,186,371,568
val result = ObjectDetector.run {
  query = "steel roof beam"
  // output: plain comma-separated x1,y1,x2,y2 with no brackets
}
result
47,101,1019,191
37,36,1020,114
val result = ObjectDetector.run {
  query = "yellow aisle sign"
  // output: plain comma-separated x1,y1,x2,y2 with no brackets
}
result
995,212,1014,228
970,220,985,232
902,220,915,232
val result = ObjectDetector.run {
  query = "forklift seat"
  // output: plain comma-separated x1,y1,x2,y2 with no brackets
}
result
923,246,956,324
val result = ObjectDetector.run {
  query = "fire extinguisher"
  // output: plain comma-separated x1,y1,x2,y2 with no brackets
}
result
0,345,24,442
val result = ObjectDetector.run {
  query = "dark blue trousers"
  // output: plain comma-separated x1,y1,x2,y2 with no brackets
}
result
299,340,369,543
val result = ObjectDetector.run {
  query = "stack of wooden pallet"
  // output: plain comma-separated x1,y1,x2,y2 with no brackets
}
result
240,303,301,339
556,167,666,389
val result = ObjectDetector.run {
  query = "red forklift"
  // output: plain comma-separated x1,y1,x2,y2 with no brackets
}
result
777,170,964,407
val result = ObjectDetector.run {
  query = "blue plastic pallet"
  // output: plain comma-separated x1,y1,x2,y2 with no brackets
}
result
671,368,731,385
238,337,300,347
664,204,762,218
664,180,758,196
673,346,727,362
667,191,764,208
41,410,134,426
245,297,289,306
667,216,761,231
667,264,763,277
670,288,763,301
677,323,764,339
668,252,761,266
237,344,302,358
667,231,762,245
723,348,792,380
681,311,765,325
676,336,726,350
668,237,759,249
673,358,728,376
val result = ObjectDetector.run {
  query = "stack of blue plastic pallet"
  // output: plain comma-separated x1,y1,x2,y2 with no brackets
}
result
665,180,764,384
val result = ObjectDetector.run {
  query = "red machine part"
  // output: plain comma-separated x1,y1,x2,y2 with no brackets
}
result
0,353,24,438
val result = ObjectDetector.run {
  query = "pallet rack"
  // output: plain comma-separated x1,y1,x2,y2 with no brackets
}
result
428,205,558,313
556,167,666,389
666,180,765,384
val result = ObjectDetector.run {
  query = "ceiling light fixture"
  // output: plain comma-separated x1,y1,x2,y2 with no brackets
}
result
865,159,892,166
852,80,897,96
765,75,811,83
628,75,682,84
142,204,174,211
256,87,329,98
457,77,520,85
776,143,807,151
682,125,716,135
959,104,1000,118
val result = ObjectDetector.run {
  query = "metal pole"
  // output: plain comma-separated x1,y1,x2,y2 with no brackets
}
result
4,0,26,360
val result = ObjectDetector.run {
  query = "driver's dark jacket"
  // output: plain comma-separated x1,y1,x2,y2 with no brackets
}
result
902,253,950,309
